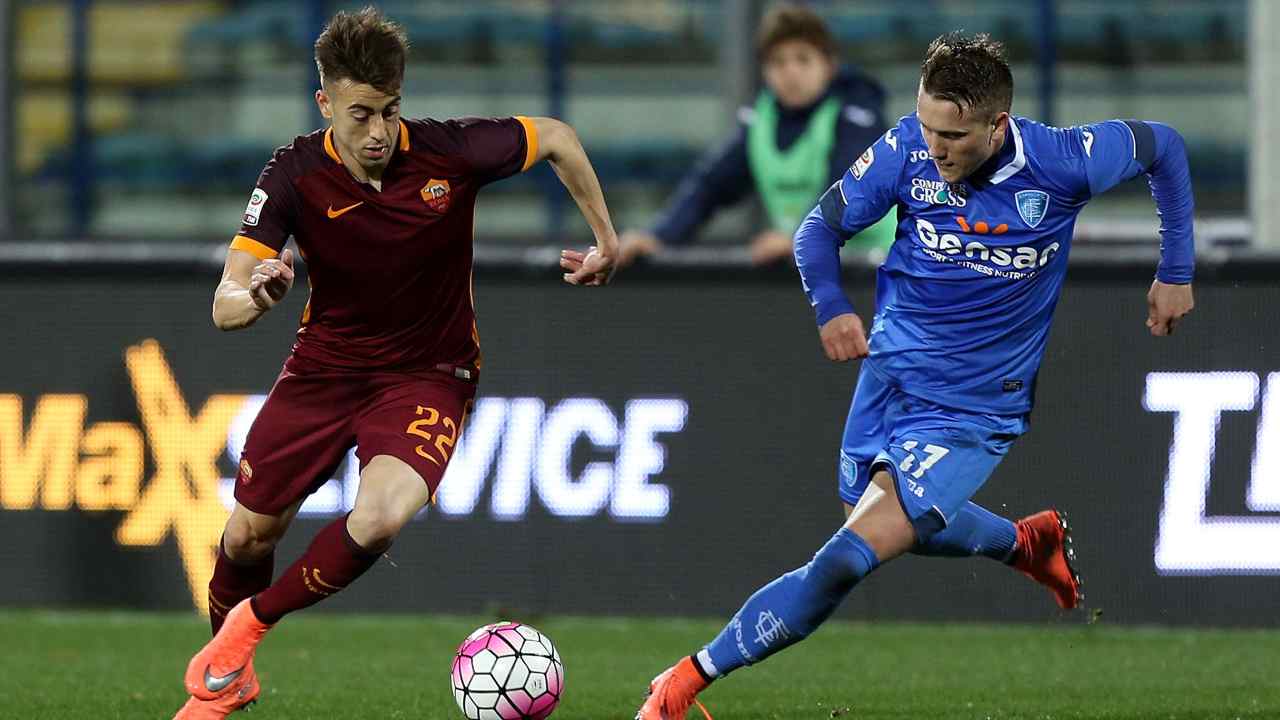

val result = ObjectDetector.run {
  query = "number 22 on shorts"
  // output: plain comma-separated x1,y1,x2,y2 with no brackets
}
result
404,405,458,466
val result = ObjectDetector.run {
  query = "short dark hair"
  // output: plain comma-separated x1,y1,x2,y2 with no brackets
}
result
920,32,1013,120
756,3,836,59
314,6,409,94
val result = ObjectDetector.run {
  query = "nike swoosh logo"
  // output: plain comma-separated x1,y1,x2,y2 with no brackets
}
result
326,202,363,219
204,663,244,693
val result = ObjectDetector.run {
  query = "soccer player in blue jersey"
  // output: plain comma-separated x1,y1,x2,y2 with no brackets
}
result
635,32,1195,718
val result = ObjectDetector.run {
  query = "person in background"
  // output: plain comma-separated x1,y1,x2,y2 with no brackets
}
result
618,3,895,267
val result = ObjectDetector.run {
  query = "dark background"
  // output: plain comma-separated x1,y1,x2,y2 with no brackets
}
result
0,258,1276,626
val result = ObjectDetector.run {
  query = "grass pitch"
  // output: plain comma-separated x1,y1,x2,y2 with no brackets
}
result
0,611,1275,719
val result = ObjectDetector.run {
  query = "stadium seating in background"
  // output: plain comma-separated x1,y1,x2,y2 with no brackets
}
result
12,0,1250,238
18,2,224,175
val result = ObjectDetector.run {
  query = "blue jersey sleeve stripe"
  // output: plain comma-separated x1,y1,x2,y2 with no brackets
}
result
818,181,850,236
1124,120,1157,171
796,206,856,324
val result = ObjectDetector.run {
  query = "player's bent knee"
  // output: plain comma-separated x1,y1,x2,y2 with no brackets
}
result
347,491,425,549
346,502,409,549
348,455,432,548
222,510,286,561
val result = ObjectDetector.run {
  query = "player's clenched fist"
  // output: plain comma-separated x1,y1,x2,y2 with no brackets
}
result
1145,279,1194,337
250,248,295,310
819,313,869,362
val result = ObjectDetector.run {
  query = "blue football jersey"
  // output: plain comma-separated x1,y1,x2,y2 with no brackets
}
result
812,114,1180,415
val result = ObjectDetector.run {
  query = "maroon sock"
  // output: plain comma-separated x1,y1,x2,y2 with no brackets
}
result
250,514,383,624
208,538,274,635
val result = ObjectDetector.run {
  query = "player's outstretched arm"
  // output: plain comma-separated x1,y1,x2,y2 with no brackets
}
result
1080,120,1196,336
212,248,294,330
523,117,619,286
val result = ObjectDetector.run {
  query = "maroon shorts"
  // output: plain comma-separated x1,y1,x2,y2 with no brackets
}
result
234,358,477,516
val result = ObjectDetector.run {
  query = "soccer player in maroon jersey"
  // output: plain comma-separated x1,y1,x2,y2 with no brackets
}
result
173,8,616,718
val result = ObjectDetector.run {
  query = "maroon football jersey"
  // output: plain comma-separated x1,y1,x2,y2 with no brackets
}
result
231,116,537,371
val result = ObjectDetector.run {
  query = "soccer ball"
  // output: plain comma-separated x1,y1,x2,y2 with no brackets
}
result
451,622,564,720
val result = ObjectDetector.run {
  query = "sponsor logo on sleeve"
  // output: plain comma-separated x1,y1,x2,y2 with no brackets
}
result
851,148,875,180
242,188,267,227
1082,129,1095,158
883,128,898,151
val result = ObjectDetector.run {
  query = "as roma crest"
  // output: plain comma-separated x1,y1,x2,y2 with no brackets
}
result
421,178,452,213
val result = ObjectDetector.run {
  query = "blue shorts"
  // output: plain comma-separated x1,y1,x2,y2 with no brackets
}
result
838,364,1027,542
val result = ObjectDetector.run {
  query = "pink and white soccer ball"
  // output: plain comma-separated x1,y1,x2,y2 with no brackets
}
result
451,622,564,720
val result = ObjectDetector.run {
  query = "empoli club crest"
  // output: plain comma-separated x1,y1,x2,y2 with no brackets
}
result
1015,190,1050,229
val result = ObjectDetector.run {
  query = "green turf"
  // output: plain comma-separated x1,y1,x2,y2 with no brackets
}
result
0,611,1275,719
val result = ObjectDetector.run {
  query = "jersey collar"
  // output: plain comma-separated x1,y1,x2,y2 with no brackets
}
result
323,120,411,165
985,117,1024,185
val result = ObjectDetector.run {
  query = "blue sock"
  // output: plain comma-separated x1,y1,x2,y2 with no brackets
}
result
912,502,1016,562
698,528,879,678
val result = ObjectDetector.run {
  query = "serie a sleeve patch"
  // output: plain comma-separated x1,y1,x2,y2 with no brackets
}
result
242,188,268,227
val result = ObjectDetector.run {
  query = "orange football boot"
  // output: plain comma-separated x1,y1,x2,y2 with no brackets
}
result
184,599,273,701
172,659,259,719
635,656,713,720
1013,509,1084,609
